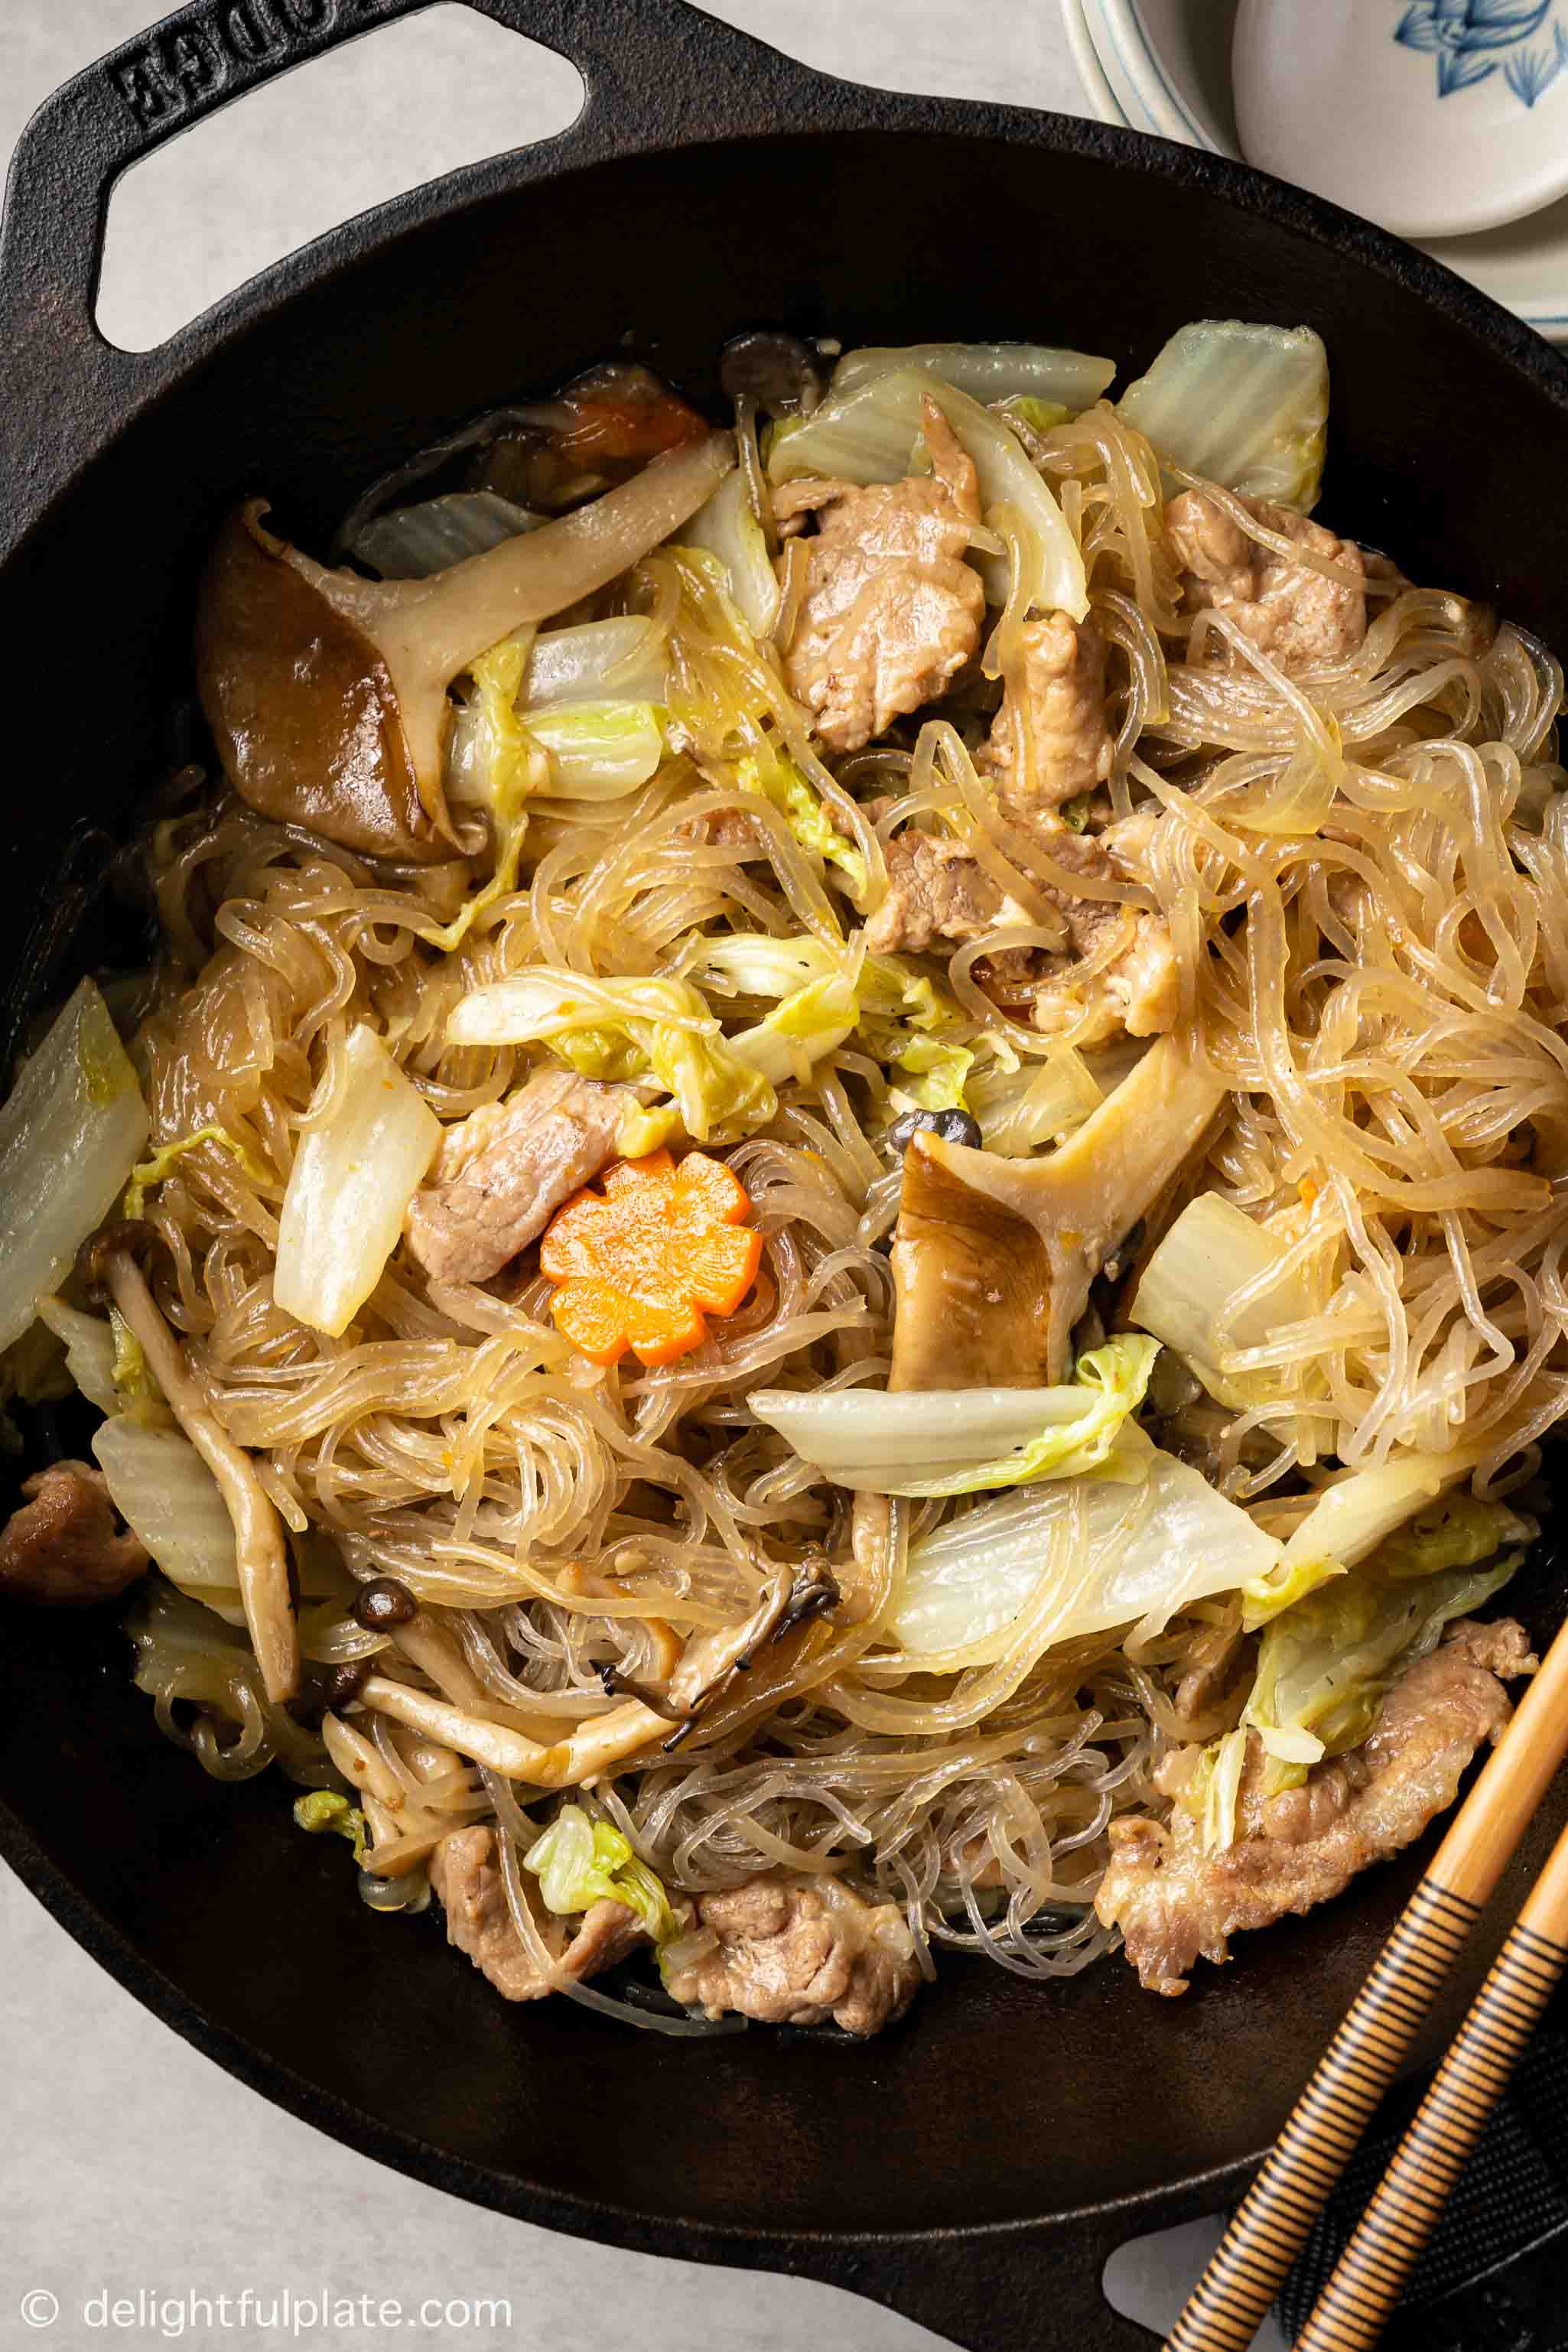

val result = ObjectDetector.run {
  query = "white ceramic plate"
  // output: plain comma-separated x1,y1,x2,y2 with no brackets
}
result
1063,0,1568,341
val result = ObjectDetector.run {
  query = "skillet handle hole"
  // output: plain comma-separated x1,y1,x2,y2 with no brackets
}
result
96,4,584,354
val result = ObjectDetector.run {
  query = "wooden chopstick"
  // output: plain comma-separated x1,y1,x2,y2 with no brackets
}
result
1292,1815,1568,2352
1163,1607,1568,2352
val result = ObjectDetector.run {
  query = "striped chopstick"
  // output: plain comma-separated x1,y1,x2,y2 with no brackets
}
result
1163,1609,1568,2352
1292,1817,1568,2351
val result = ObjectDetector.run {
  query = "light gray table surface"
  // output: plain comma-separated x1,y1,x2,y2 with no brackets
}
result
0,7,1284,2346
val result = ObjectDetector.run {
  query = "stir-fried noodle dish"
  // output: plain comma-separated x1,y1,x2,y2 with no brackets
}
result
3,322,1565,2032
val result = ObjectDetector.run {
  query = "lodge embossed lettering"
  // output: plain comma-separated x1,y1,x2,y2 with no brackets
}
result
106,0,379,133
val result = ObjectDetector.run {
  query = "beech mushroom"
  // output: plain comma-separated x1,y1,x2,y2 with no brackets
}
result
195,432,736,861
889,1033,1231,1392
662,1549,840,1726
101,1248,299,1703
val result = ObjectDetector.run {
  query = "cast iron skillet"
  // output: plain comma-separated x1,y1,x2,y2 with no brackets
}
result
4,4,1568,2345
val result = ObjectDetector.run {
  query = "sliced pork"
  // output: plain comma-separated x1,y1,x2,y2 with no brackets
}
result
1097,1618,1534,1996
405,1066,626,1285
0,1461,148,1605
662,1872,922,2035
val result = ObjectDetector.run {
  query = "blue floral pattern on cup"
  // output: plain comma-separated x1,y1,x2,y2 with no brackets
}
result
1395,0,1568,103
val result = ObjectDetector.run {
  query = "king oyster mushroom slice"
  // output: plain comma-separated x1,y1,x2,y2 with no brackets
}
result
890,1033,1230,1392
194,431,736,861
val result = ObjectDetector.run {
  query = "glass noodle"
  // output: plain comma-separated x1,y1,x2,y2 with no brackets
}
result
92,376,1568,1999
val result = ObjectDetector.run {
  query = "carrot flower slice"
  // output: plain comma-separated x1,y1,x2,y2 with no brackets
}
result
540,1148,764,1368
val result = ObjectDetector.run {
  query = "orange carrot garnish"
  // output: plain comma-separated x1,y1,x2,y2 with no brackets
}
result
539,1149,764,1368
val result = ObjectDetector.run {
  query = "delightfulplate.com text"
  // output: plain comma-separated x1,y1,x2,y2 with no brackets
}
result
19,2285,514,2337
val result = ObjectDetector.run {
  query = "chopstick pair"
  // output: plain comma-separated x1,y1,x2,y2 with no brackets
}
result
1163,1605,1568,2352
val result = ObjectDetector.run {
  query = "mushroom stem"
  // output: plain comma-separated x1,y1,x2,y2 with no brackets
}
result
392,1609,577,1743
198,434,736,860
357,1675,669,1788
665,1550,840,1719
890,1033,1231,1391
105,1254,299,1703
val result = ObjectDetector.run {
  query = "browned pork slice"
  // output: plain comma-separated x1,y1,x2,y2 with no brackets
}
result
0,1461,148,1605
673,806,767,851
1166,487,1366,672
662,1872,922,2035
776,399,984,753
1013,823,1179,1044
1096,1618,1534,1997
865,809,1177,1044
405,1066,626,1285
864,825,1030,958
430,1825,643,2001
978,612,1114,815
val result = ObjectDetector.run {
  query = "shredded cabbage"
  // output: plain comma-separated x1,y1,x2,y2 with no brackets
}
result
1177,1725,1251,1854
890,1440,1283,1658
34,1296,119,1416
1242,1557,1525,1781
728,974,859,1087
524,616,669,710
449,970,775,1145
122,1125,272,1222
525,1803,685,1944
1243,1453,1481,1629
1116,320,1329,511
766,366,1088,620
1130,1191,1319,1408
890,1034,974,1112
450,620,669,811
738,748,866,896
93,1419,247,1624
686,934,841,1000
274,1027,441,1339
970,1038,1144,1156
1362,1494,1537,1584
861,955,963,1032
678,467,781,639
346,490,544,579
994,395,1071,440
504,616,671,799
524,701,665,796
830,341,1115,410
0,978,149,1353
294,1788,369,1864
110,1311,162,1410
752,1335,1160,1498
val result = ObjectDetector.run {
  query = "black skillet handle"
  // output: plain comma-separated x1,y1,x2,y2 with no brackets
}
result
0,0,848,544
